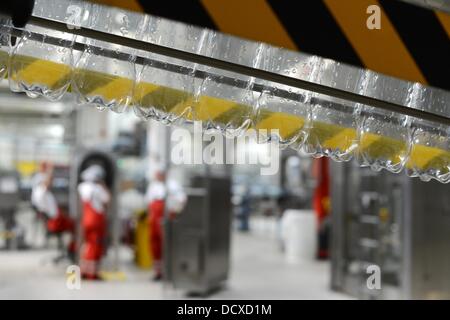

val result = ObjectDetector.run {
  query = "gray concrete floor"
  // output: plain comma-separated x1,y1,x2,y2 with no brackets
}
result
0,216,350,300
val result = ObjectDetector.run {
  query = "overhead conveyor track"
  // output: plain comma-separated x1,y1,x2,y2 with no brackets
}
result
0,0,449,183
8,15,449,127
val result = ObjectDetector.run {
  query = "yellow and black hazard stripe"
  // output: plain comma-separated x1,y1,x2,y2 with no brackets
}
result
379,0,450,89
98,0,450,91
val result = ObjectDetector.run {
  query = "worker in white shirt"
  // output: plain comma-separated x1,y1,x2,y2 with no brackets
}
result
31,162,56,218
78,165,111,280
146,169,186,281
31,162,74,253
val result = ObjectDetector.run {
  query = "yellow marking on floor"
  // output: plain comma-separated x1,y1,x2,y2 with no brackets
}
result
98,270,127,282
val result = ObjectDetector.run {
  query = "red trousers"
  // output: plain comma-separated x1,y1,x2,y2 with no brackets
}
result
47,211,75,254
81,202,106,278
47,212,74,234
148,200,164,273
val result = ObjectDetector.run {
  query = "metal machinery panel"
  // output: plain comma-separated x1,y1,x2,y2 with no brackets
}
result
405,179,450,299
165,175,231,295
0,169,20,210
0,169,21,249
331,161,450,299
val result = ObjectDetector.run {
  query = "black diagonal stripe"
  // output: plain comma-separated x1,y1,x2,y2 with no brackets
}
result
137,0,217,30
380,0,450,90
267,0,363,67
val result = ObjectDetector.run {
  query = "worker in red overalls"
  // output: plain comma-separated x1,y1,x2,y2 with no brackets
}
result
313,157,330,260
78,165,111,280
146,169,186,281
146,170,166,281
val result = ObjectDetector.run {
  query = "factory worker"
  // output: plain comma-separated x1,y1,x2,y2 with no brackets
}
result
146,169,186,281
31,162,74,252
31,163,58,220
313,158,330,260
78,165,111,280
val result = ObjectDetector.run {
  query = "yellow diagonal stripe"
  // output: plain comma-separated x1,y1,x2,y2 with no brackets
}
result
408,144,447,169
436,11,450,39
201,0,298,50
195,96,240,120
324,0,427,85
360,133,407,164
134,82,160,102
12,58,71,89
91,0,143,12
89,77,134,102
170,95,245,122
255,112,305,140
323,128,357,151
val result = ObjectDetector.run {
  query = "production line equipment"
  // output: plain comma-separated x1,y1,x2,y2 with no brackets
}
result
330,161,450,299
164,175,232,295
0,0,448,185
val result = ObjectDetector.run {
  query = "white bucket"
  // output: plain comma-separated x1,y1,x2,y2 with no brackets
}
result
280,209,316,264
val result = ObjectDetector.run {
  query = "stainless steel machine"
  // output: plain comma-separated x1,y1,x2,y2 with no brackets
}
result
330,161,450,299
164,174,232,295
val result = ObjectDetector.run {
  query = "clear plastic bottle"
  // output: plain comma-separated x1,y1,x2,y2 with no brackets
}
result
192,32,264,137
302,59,362,161
72,3,138,111
0,28,10,79
405,84,450,183
133,19,207,124
8,0,75,100
1,0,449,184
252,47,310,148
0,19,11,79
357,73,412,173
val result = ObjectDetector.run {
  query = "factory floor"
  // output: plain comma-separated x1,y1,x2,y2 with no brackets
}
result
0,215,350,300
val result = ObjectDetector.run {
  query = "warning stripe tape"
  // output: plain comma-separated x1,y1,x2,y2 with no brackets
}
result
323,0,427,84
107,0,450,91
436,11,450,38
2,52,449,176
